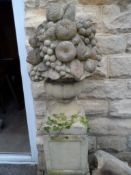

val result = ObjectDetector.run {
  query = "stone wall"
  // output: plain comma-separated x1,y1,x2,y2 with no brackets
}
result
24,0,131,174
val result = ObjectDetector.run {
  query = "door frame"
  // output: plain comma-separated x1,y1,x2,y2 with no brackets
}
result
0,0,38,164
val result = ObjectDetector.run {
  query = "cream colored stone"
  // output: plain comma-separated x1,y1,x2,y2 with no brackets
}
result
76,5,100,22
25,8,46,28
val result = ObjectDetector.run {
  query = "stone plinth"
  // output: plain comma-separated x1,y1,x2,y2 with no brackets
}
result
43,123,89,175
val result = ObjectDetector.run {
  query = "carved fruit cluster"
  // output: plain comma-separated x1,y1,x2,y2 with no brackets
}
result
27,2,101,82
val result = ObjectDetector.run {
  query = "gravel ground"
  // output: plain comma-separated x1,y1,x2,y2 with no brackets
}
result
0,165,37,175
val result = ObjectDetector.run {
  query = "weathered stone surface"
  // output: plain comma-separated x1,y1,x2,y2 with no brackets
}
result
116,152,131,164
45,80,84,99
48,69,60,80
92,150,131,175
76,5,100,22
97,136,127,151
34,100,46,116
46,100,83,117
83,100,108,117
88,136,96,152
31,81,45,100
103,4,120,23
126,34,131,53
80,79,131,100
103,10,131,33
89,118,131,136
70,60,84,80
25,0,37,8
93,56,108,78
96,35,126,54
127,136,131,150
110,100,131,118
25,9,46,28
109,54,131,78
78,0,131,5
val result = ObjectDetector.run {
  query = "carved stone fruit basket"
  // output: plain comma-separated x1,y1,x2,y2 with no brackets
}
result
27,2,101,99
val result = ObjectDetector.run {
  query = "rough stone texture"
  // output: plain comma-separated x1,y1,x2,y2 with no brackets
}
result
89,118,131,136
82,99,108,117
126,34,131,53
97,136,127,151
78,0,130,5
88,136,96,152
31,81,45,100
110,100,131,118
92,150,131,175
80,79,131,100
25,8,46,28
76,5,100,21
34,100,46,117
46,100,83,117
127,136,131,150
109,54,131,78
96,35,127,54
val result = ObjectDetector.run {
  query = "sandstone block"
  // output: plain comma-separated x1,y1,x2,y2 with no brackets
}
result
103,4,120,23
109,54,131,78
83,100,108,117
110,100,131,118
34,100,46,117
76,5,100,22
89,118,131,136
103,10,131,33
96,35,126,54
97,136,127,151
80,79,131,100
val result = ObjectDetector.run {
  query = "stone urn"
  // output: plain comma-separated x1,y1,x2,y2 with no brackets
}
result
27,1,101,175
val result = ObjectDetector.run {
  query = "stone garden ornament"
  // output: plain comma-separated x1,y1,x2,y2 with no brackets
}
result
27,2,101,86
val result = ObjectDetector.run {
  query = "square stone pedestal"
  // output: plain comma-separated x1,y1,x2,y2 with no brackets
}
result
43,124,90,175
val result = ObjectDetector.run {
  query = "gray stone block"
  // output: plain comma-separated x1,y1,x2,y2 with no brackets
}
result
110,100,131,118
83,99,108,117
96,35,126,54
97,136,127,151
109,54,131,78
127,136,131,150
89,118,131,136
80,79,131,100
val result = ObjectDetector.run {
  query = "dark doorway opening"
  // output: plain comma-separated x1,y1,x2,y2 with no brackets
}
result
0,0,30,153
